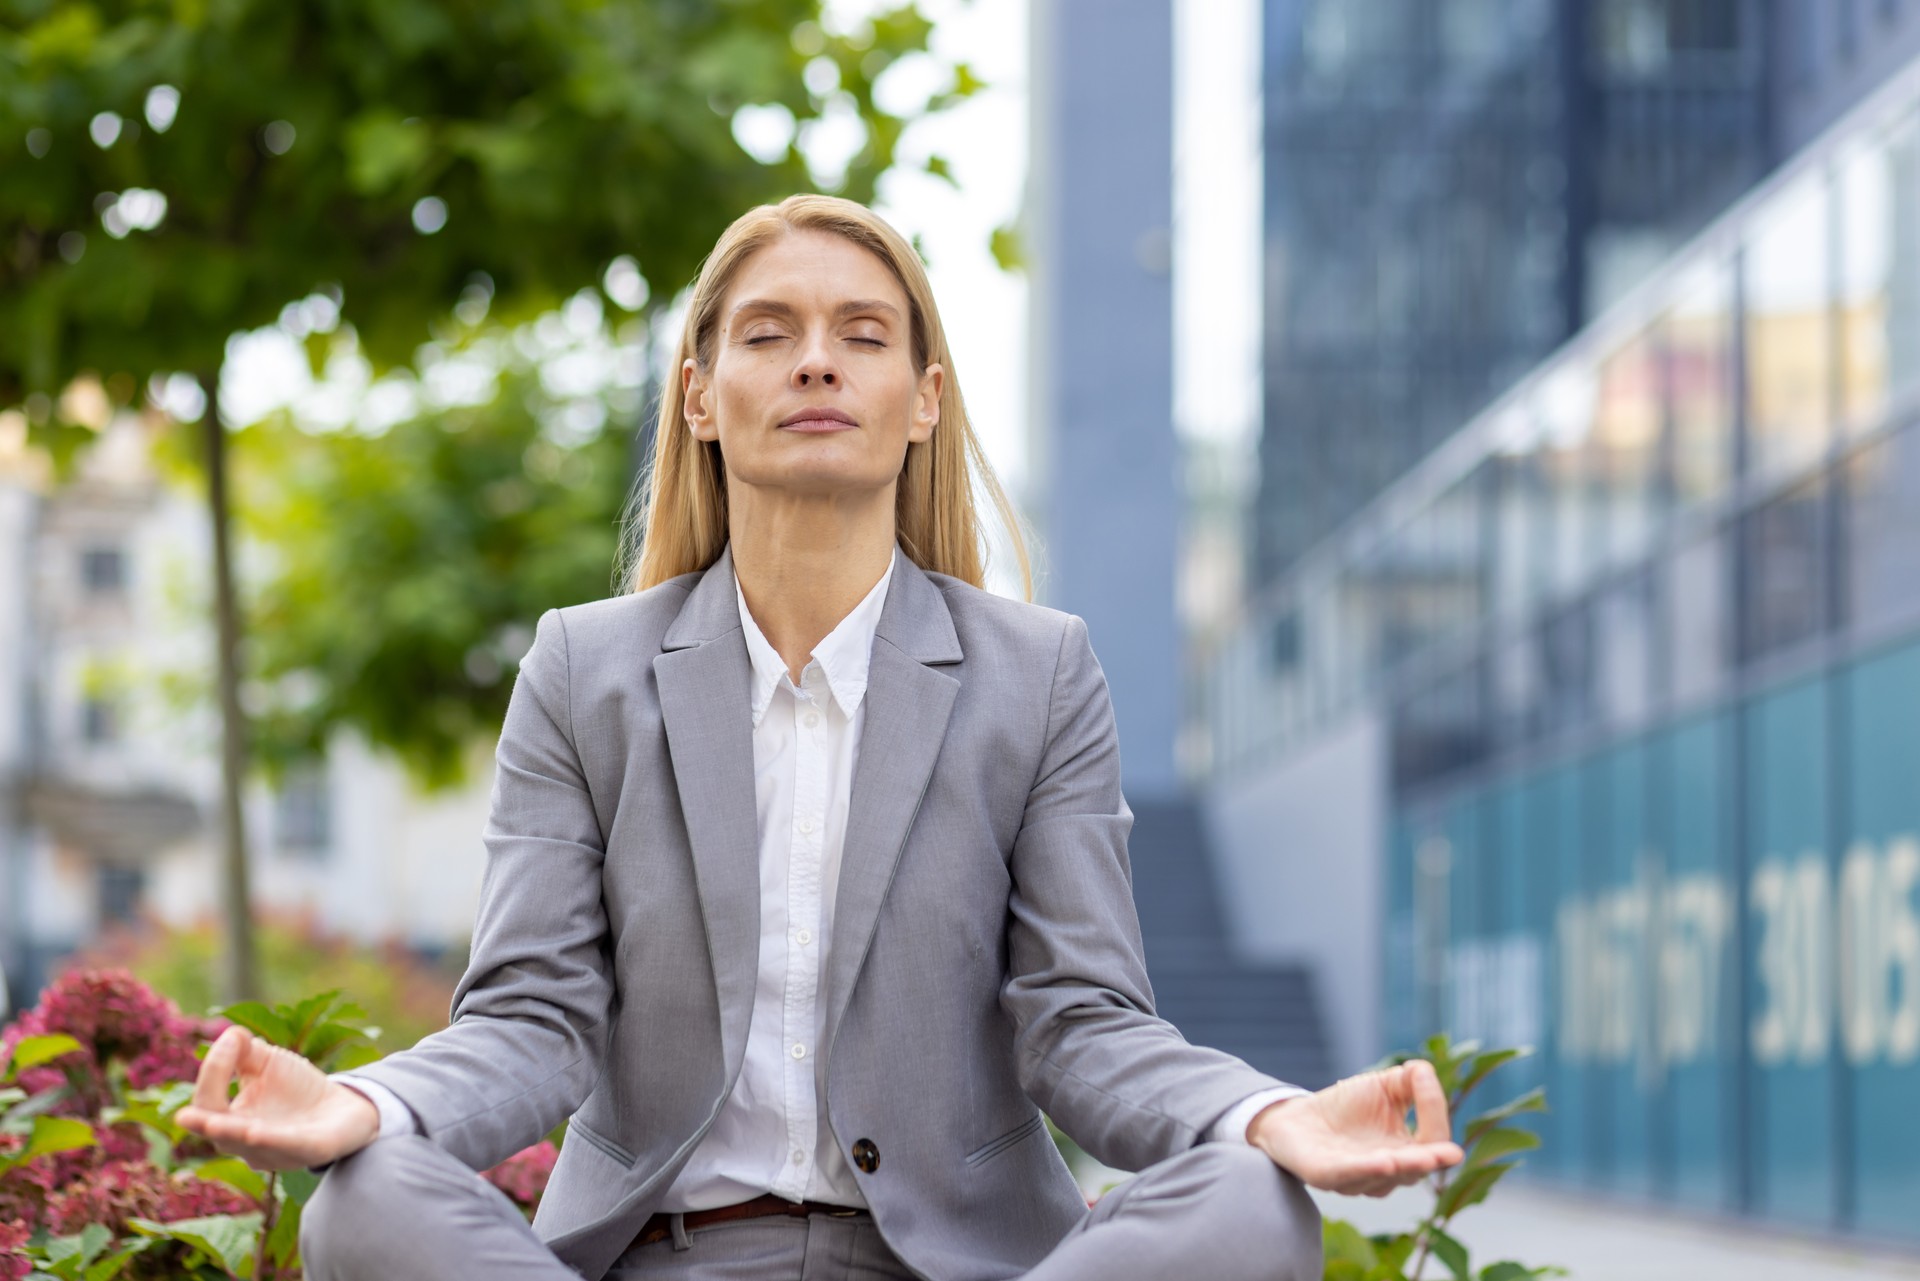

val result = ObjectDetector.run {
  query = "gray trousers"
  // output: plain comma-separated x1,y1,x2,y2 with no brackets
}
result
299,1136,1323,1281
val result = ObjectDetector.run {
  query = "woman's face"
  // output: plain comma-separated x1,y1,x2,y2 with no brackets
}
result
683,228,942,502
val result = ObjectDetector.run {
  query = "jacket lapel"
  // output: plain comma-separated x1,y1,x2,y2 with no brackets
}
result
822,552,963,1062
653,545,761,1077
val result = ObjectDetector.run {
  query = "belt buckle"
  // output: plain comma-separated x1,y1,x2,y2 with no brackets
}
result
823,1206,862,1218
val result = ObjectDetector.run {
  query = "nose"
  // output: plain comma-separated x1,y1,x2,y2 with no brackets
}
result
790,327,839,389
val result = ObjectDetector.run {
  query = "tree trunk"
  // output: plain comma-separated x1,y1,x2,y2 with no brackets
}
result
201,372,257,1004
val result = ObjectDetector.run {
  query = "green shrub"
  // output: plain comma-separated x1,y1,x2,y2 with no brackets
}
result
0,968,552,1278
69,909,465,1054
1321,1034,1564,1281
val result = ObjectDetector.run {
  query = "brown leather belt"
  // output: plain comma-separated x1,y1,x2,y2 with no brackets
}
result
631,1193,867,1249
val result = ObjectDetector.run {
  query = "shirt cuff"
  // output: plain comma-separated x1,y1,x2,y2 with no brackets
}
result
1208,1085,1311,1145
332,1074,421,1140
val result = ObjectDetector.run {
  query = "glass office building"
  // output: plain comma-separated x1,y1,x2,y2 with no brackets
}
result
1254,0,1772,585
1198,53,1920,1238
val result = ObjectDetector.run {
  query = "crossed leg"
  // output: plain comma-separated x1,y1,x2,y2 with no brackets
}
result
300,1135,1321,1281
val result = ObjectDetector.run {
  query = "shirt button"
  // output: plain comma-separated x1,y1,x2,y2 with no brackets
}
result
804,711,820,728
797,818,816,836
792,1150,806,1166
796,928,813,946
792,1043,807,1060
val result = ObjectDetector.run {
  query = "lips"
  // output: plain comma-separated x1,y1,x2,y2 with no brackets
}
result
779,407,857,430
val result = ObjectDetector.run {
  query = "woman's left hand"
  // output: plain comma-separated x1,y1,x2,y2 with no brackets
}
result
1246,1059,1465,1196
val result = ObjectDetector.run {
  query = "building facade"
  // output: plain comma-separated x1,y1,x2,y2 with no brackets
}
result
0,410,492,1014
1253,0,1777,587
1198,38,1920,1240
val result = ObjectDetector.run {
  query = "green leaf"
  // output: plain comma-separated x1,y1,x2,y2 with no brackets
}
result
343,111,434,196
1429,1226,1471,1281
1370,1232,1416,1273
988,224,1024,272
301,1021,374,1069
1322,1219,1380,1270
1480,1263,1570,1281
1436,1160,1517,1220
1453,1047,1529,1106
125,1213,263,1278
276,991,345,1055
1465,1088,1548,1147
41,1222,111,1269
211,1002,293,1046
82,1239,154,1281
24,1115,97,1160
4,1034,85,1080
265,1199,302,1270
190,1156,268,1202
0,1113,93,1175
1465,1125,1541,1170
279,1166,321,1207
330,1042,384,1071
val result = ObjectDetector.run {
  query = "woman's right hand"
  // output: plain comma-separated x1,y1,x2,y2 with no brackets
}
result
175,1025,381,1172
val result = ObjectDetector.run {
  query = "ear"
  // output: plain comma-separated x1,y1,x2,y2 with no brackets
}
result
910,362,943,445
683,357,718,442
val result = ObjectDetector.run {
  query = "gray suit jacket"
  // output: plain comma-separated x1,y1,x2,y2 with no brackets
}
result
344,544,1293,1280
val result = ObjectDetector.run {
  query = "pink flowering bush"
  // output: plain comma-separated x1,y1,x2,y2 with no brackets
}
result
481,1139,558,1213
0,969,229,1117
0,967,557,1278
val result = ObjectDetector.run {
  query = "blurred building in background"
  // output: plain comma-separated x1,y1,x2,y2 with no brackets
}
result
1196,0,1920,1247
0,417,488,1012
1027,0,1334,1089
1253,0,1776,586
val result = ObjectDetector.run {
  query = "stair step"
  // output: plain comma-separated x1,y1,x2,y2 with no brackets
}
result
1123,796,1336,1091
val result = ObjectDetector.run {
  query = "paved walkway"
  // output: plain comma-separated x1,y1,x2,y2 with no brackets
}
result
1309,1180,1920,1281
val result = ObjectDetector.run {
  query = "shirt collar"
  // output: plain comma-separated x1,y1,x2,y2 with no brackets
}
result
734,546,898,728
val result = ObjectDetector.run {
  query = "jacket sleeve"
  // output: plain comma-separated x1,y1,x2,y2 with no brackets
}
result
336,607,614,1172
999,613,1296,1171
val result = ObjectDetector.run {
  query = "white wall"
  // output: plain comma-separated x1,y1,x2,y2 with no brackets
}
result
1203,710,1385,1076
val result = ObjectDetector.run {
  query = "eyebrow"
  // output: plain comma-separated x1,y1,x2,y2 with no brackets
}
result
728,298,903,324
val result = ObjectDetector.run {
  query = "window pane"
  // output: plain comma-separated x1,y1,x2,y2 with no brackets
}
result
1846,425,1920,634
1492,405,1550,622
1430,470,1489,643
1745,174,1834,478
1666,258,1736,505
1837,116,1920,434
1668,527,1730,707
81,547,126,596
1538,369,1601,600
1595,330,1664,566
1740,475,1829,662
1539,596,1596,737
1597,569,1656,730
1493,627,1543,748
1390,660,1487,791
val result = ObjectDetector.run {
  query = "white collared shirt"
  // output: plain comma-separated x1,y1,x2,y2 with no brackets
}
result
336,544,1296,1197
655,546,898,1210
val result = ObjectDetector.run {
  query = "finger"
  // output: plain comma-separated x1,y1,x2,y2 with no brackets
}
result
190,1026,248,1114
1406,1060,1453,1145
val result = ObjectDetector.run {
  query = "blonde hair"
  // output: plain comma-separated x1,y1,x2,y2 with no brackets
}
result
614,194,1030,599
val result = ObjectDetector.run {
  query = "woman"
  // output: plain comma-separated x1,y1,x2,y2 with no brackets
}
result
179,194,1461,1281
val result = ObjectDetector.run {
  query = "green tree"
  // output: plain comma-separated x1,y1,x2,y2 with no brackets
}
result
236,321,636,791
0,0,968,1002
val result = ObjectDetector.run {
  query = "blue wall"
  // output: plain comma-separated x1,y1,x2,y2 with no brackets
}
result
1388,637,1920,1242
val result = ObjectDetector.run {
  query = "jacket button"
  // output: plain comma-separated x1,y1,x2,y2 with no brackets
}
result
851,1138,880,1173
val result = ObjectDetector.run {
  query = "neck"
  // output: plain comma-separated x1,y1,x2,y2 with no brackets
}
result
728,484,898,683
